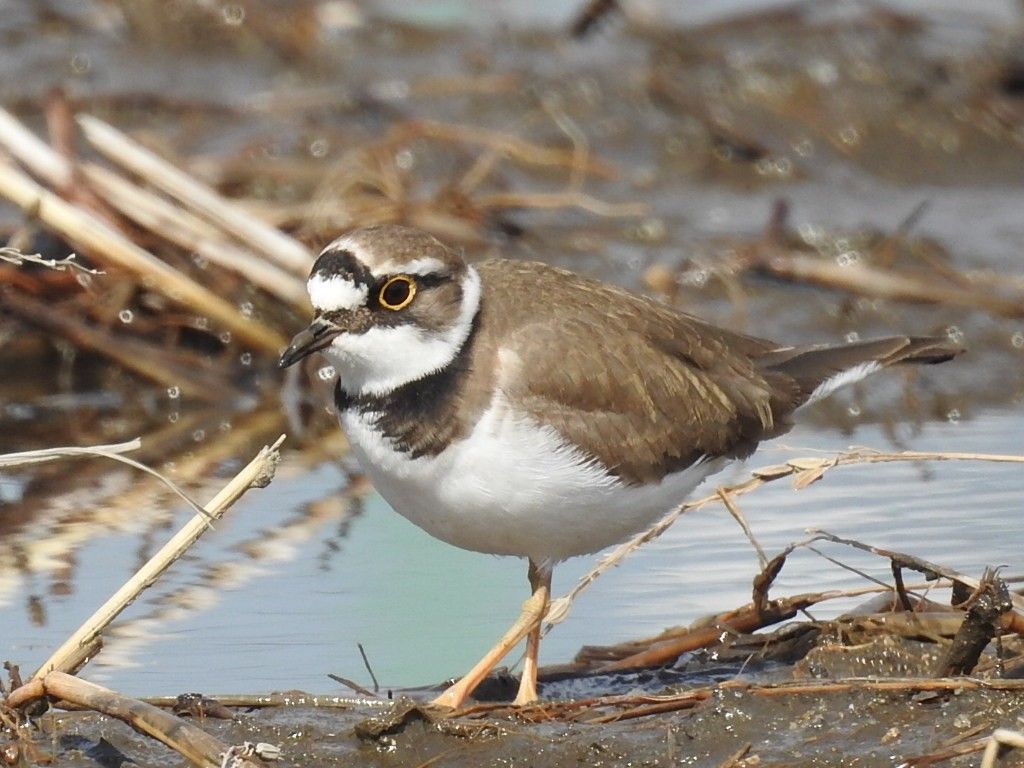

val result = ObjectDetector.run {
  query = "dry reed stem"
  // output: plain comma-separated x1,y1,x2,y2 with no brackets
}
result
372,73,524,102
0,156,286,352
573,588,965,668
716,487,767,569
0,108,306,306
901,726,1024,767
0,437,223,521
32,435,286,679
0,439,140,467
597,602,976,672
77,114,312,275
545,448,1024,630
393,119,619,178
597,590,822,671
84,164,309,308
0,410,288,621
755,250,1024,319
808,530,1024,614
472,190,649,217
0,110,71,187
980,729,1024,768
6,672,253,768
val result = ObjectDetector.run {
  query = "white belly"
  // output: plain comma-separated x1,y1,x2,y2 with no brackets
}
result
339,398,724,564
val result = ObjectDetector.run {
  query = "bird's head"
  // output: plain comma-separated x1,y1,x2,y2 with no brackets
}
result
279,225,481,396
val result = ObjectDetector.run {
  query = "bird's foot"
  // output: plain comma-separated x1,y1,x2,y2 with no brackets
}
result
511,676,538,706
430,680,473,710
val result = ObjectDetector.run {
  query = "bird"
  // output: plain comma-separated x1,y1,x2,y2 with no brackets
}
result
279,224,960,709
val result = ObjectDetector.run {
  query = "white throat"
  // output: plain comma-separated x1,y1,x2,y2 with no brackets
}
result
325,266,482,397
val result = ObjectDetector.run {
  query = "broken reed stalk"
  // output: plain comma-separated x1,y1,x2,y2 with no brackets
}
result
0,156,287,353
575,603,970,670
6,673,253,768
545,448,1024,631
752,250,1024,319
980,729,1024,768
77,114,312,275
0,109,71,187
597,590,823,671
0,108,308,308
86,164,310,308
31,435,286,680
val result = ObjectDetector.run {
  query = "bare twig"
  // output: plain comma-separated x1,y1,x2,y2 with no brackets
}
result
0,439,140,467
717,487,767,569
545,448,1024,631
358,643,381,694
808,530,1024,613
141,692,386,709
0,246,100,274
31,436,286,679
981,729,1024,768
0,438,215,522
454,677,1024,724
6,673,259,767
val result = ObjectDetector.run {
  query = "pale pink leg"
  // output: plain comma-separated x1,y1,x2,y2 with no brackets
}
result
431,560,551,709
512,563,552,705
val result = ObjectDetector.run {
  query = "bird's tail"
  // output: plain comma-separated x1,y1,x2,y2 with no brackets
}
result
758,336,962,407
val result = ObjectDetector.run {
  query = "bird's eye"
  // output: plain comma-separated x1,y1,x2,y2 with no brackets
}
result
378,275,416,310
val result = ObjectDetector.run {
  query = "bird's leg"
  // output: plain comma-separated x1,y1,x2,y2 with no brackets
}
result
513,561,552,705
430,560,551,710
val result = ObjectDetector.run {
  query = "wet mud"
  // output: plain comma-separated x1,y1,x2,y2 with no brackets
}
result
14,631,1024,767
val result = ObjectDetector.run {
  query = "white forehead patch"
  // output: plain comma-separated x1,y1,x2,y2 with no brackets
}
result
308,274,368,312
319,235,448,278
398,257,446,276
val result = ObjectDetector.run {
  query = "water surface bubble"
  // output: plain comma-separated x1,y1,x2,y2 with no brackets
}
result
222,4,245,25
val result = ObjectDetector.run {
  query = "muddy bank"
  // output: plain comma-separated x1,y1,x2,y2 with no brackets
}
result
11,629,1024,767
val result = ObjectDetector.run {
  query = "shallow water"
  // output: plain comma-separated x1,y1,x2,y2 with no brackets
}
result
1,0,1023,699
2,408,1021,696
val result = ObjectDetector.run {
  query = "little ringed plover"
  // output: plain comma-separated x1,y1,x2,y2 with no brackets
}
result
279,224,960,708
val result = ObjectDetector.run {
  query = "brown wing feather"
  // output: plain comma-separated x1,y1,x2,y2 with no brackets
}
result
475,260,797,485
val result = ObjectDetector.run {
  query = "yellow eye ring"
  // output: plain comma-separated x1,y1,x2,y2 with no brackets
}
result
378,275,416,310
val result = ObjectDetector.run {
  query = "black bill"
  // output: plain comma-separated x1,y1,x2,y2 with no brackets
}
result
278,317,342,368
